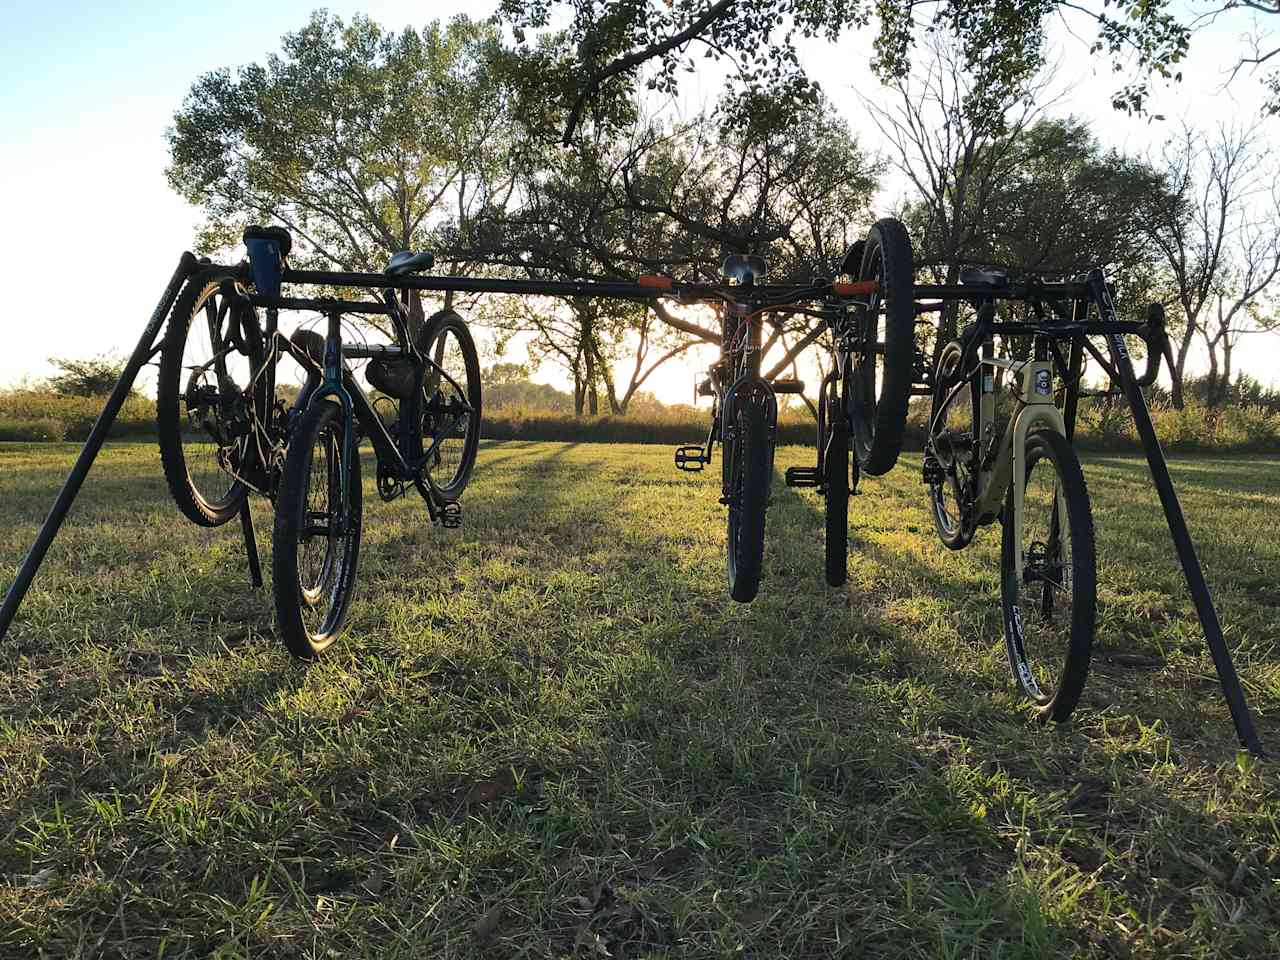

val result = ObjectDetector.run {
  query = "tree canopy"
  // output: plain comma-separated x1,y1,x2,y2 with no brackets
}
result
497,0,1196,143
168,12,516,271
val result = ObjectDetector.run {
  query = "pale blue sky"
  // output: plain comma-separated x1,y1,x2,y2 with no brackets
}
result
1,1,1276,396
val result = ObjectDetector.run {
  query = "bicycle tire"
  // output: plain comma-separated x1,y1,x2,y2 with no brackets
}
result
849,218,915,476
926,340,978,550
273,401,362,659
726,395,770,603
1000,430,1096,722
401,310,482,501
823,378,850,587
157,270,261,526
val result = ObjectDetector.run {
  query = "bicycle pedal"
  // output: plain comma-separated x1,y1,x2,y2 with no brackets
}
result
922,460,945,485
439,501,462,529
784,465,820,488
674,445,708,472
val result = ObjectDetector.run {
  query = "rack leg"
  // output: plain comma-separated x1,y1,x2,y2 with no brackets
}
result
239,501,263,589
0,253,199,642
1089,272,1264,755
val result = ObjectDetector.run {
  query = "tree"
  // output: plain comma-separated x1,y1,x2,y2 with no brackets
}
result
44,354,130,397
464,88,879,414
1137,124,1280,406
868,36,1057,356
497,0,1194,143
168,12,516,277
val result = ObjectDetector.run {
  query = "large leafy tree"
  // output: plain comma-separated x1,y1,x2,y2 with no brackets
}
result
498,0,1195,144
167,12,516,274
466,89,879,413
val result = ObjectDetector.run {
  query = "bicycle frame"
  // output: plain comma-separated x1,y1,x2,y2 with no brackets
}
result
963,355,1069,583
219,279,475,522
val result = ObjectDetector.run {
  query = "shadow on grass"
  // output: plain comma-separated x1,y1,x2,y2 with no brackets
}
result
3,441,1277,957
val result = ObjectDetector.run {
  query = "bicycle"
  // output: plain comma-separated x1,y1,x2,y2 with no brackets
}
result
156,226,482,657
922,268,1171,720
791,218,919,587
647,248,883,601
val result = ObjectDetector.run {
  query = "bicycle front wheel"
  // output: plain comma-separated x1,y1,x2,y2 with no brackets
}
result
726,396,771,603
402,310,481,501
273,401,362,659
823,375,850,587
1000,430,1096,722
849,218,915,476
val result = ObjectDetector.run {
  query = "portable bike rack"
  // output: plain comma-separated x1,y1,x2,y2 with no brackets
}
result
0,256,1265,756
0,254,266,646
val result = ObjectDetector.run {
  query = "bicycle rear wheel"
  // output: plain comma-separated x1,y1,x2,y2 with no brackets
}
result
273,401,362,659
849,218,915,477
926,340,979,550
1000,430,1096,722
402,310,481,501
157,270,262,526
726,394,770,603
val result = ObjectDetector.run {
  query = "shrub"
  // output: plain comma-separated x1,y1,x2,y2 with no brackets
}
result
0,417,65,442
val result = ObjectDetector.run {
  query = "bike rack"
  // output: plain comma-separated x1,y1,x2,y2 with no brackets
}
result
1084,273,1264,756
0,258,1264,756
0,253,264,646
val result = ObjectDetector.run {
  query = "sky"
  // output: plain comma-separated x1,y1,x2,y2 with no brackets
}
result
1,0,1277,401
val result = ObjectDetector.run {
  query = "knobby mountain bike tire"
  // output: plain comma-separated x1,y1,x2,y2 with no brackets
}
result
273,401,362,659
1000,430,1096,722
926,339,978,550
400,309,482,501
823,378,851,587
157,269,262,526
727,397,770,603
850,218,915,476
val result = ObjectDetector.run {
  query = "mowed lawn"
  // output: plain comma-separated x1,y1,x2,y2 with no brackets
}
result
0,439,1277,958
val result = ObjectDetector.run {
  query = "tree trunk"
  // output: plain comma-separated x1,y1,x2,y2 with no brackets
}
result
573,346,585,416
1221,340,1234,405
583,340,598,415
931,261,963,374
1171,326,1196,410
1204,338,1220,408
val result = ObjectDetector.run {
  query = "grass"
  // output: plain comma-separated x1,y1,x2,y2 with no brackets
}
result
0,439,1277,958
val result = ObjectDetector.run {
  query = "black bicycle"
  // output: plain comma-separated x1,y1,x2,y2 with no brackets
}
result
156,227,481,657
791,218,918,586
658,255,842,601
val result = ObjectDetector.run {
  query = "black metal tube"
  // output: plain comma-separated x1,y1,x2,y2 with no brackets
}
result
913,282,1091,300
282,268,662,301
0,252,200,641
1061,336,1085,441
1088,271,1264,755
247,294,396,315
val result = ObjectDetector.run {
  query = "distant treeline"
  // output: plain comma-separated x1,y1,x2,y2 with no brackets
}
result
4,380,1278,454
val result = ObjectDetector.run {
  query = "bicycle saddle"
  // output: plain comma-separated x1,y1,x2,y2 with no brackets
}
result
959,266,1009,288
721,253,768,286
290,328,324,364
836,240,864,276
384,250,435,276
243,224,293,258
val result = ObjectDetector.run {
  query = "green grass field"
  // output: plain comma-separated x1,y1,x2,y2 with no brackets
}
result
0,440,1277,958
